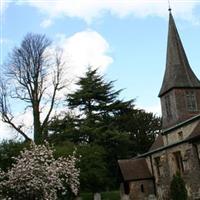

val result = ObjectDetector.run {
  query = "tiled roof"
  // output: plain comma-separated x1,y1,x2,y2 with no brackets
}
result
159,12,200,97
187,121,200,141
149,135,164,151
118,158,153,181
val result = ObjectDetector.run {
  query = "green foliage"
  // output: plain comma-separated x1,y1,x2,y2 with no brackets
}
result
48,113,79,144
0,140,28,171
48,67,161,191
53,141,75,158
77,144,109,193
0,142,79,200
67,67,125,115
101,191,120,200
81,192,93,200
121,109,161,154
66,67,133,144
170,173,188,200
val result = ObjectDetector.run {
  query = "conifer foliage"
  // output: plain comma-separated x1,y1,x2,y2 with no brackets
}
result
66,67,133,144
49,68,161,190
170,173,188,200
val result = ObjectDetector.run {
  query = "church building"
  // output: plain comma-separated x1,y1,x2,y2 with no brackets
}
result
118,10,200,200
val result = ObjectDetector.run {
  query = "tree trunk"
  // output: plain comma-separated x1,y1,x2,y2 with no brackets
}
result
33,102,42,143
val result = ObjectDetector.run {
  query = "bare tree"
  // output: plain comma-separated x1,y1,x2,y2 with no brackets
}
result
0,33,65,143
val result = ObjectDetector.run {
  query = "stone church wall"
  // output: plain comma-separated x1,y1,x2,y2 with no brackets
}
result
163,120,199,146
197,143,200,160
149,150,171,200
148,142,200,200
128,179,155,200
161,89,200,129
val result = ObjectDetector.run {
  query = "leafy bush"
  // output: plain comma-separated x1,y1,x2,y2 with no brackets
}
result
0,140,28,171
0,142,80,200
170,173,187,200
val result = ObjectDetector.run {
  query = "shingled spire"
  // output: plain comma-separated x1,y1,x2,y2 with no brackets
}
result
159,11,200,129
159,12,200,97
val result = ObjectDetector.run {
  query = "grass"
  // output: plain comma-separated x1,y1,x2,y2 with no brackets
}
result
101,191,120,200
81,192,93,200
81,191,120,200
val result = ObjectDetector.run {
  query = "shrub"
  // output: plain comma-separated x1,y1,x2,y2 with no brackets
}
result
0,140,28,171
0,142,80,200
170,173,187,200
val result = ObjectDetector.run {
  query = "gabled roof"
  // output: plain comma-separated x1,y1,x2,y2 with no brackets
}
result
187,121,200,141
159,12,200,97
139,117,200,157
118,158,153,181
149,134,164,151
118,120,200,183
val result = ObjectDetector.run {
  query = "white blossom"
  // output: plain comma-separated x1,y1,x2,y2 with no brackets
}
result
0,142,80,200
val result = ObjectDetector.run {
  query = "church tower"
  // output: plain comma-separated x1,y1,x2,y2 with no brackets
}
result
118,9,200,200
159,11,200,129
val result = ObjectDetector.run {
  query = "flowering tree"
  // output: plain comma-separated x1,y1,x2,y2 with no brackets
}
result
0,142,80,200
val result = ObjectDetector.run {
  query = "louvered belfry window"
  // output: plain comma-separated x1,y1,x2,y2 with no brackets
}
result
186,91,197,112
165,95,172,118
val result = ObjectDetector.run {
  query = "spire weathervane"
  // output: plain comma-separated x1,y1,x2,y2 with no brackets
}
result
168,0,172,12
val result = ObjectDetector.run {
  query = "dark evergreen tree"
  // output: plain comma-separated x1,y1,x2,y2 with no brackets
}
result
66,67,133,144
77,144,109,193
48,113,80,144
119,108,161,154
48,67,161,190
170,173,188,200
67,68,124,114
0,140,28,171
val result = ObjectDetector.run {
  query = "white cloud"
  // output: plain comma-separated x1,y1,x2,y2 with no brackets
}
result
0,29,113,140
1,0,9,13
0,108,33,141
16,0,200,24
41,29,112,99
139,104,161,116
40,18,53,28
0,37,11,44
0,121,14,141
55,29,113,87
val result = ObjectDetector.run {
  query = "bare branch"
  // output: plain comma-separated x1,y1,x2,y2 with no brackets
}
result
2,114,32,141
41,49,64,133
1,33,66,143
0,80,31,141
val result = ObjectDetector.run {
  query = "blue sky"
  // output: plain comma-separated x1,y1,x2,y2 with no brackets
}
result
1,0,200,140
